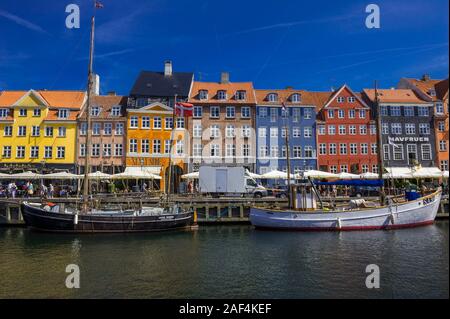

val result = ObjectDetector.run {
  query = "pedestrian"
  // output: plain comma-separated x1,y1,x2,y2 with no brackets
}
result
49,183,54,198
187,181,193,194
11,182,17,199
27,182,34,197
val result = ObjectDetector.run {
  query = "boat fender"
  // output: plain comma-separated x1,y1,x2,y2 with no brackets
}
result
390,213,395,225
337,218,342,230
74,213,78,225
193,210,198,223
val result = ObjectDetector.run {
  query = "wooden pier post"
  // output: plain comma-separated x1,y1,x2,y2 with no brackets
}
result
240,205,244,219
228,206,232,218
205,205,210,221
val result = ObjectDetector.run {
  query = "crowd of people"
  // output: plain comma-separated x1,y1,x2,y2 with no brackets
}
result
0,181,74,199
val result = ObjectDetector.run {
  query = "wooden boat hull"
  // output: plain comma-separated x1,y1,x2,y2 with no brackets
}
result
21,203,194,233
250,190,442,231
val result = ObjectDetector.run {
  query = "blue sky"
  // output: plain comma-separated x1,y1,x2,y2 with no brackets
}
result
0,0,448,95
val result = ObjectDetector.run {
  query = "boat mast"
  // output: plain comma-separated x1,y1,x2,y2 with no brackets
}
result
166,94,177,199
82,14,96,212
374,81,386,205
283,100,292,208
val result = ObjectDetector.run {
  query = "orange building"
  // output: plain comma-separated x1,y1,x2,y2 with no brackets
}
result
399,76,449,171
126,102,188,192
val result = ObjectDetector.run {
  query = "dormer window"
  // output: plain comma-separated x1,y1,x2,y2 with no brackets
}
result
337,97,345,103
111,105,121,116
91,106,100,117
429,89,436,97
0,109,9,118
267,93,278,102
291,93,301,103
235,90,247,101
217,90,227,100
58,109,69,119
199,90,209,100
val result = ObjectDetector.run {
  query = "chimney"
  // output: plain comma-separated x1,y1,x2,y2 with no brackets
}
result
285,86,294,90
107,91,116,96
164,60,173,76
422,74,430,81
220,72,230,84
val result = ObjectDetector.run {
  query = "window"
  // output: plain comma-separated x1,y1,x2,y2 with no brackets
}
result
330,166,338,174
268,146,278,158
350,143,358,155
153,117,162,129
419,123,430,135
57,109,69,119
293,127,301,138
418,106,429,117
130,116,138,128
91,144,100,157
270,108,277,122
193,144,202,157
242,125,251,138
371,143,377,155
193,106,202,118
370,125,377,135
114,144,123,156
104,123,112,135
390,106,401,116
337,97,345,103
438,121,445,132
319,143,327,155
348,109,356,118
328,125,336,135
141,116,150,128
111,106,121,116
103,144,112,157
211,144,220,157
405,123,415,135
348,97,356,103
293,146,302,158
267,93,278,102
439,140,447,152
225,144,236,157
241,107,250,118
165,140,171,154
291,93,301,103
259,146,268,158
31,126,40,137
199,90,208,100
18,126,26,136
226,125,235,138
115,123,124,135
359,109,366,119
361,164,369,173
391,123,402,135
3,126,12,137
383,145,390,160
211,125,220,138
193,124,202,138
210,106,220,118
19,109,27,117
407,144,417,163
393,144,404,160
404,106,414,116
372,165,379,174
79,123,87,136
2,146,11,158
270,127,278,138
349,125,356,135
176,117,184,129
141,140,150,154
259,107,267,118
165,117,173,130
226,106,235,118
328,109,334,118
304,127,312,138
129,139,138,153
292,109,300,122
304,146,313,158
440,160,448,171
304,108,312,119
16,146,25,158
338,109,345,118
235,90,247,100
359,125,367,135
217,90,227,100
57,146,65,159
329,143,337,155
258,127,267,138
281,146,287,157
436,103,444,114
318,125,326,135
91,106,101,117
153,140,161,154
380,106,388,116
340,143,347,155
421,144,432,161
79,144,86,157
33,108,41,117
382,123,389,134
92,123,100,135
338,125,346,135
281,107,288,119
0,109,8,118
340,165,348,173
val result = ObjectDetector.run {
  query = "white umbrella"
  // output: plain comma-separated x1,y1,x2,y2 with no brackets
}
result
383,167,413,179
245,169,262,179
411,167,443,178
261,170,289,179
88,171,112,179
359,172,380,179
181,172,199,180
0,173,11,179
42,172,83,179
10,171,42,179
112,171,161,180
337,172,360,180
443,171,449,179
302,170,339,179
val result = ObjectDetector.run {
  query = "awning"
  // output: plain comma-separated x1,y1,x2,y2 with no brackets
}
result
411,167,443,178
181,172,199,180
302,170,339,179
124,166,161,175
113,168,161,180
88,171,112,179
245,169,262,179
9,171,42,179
261,170,289,179
359,172,380,179
384,167,413,179
42,172,83,179
0,173,11,179
443,171,449,179
337,172,361,180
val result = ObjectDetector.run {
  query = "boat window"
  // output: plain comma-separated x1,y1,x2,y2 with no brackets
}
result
247,179,257,187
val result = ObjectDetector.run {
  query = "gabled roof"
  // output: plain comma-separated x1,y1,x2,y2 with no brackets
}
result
435,79,449,101
322,85,369,109
363,89,429,104
400,77,448,102
129,71,194,98
127,102,173,114
0,90,86,108
189,81,256,104
254,89,331,107
79,95,128,119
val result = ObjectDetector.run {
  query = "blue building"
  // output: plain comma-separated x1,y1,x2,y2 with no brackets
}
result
255,90,319,185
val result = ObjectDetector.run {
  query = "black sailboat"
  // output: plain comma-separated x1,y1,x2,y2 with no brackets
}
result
21,3,195,233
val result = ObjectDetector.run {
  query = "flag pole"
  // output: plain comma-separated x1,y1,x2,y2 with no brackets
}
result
374,81,386,205
167,95,177,198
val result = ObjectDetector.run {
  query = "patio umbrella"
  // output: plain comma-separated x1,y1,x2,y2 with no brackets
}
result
180,172,199,180
9,171,42,179
0,173,11,179
88,171,112,179
337,172,361,180
113,171,161,180
411,167,443,179
261,170,289,179
302,170,339,179
359,172,380,179
42,172,83,179
443,171,449,179
245,169,262,179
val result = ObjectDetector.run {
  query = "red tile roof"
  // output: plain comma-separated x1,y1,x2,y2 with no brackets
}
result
363,89,428,104
189,81,256,104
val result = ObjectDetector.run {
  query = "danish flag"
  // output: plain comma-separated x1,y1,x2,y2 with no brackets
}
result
175,102,194,117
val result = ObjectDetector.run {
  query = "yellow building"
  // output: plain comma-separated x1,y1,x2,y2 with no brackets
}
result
126,102,188,192
0,90,86,173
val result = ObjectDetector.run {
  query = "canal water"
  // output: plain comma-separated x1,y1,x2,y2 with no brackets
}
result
0,222,448,299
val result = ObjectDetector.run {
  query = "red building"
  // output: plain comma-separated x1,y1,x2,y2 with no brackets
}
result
316,85,378,174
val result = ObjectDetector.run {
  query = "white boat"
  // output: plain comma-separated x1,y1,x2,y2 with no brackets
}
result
250,189,442,231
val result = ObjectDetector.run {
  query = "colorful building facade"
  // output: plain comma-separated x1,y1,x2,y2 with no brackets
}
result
0,90,86,173
317,85,378,174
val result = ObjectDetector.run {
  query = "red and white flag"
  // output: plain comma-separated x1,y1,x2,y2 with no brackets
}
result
95,1,104,8
175,102,194,117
